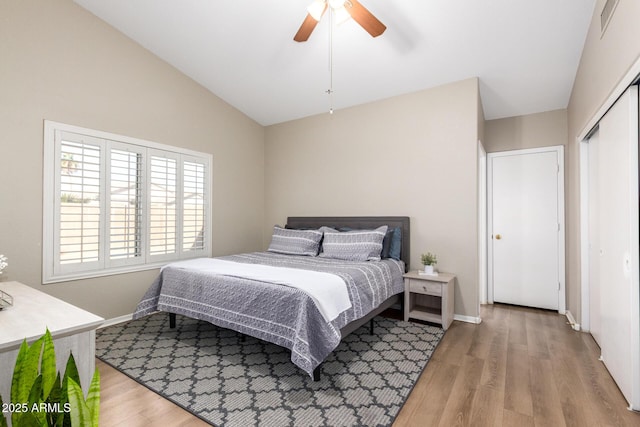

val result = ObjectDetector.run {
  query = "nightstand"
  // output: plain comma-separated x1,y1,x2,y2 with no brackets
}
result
403,271,455,330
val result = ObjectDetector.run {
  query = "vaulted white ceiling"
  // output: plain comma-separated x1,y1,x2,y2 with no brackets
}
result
74,0,596,126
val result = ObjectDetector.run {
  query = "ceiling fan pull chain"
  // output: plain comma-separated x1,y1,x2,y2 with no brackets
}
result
328,6,334,115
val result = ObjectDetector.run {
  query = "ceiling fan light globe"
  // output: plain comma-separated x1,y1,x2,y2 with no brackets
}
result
307,0,326,21
333,6,351,25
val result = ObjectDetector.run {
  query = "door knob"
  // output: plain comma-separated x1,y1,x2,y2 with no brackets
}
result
495,234,502,240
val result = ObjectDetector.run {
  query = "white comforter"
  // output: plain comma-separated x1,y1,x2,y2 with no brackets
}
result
164,257,351,322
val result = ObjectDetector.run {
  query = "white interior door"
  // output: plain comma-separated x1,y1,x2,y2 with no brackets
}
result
587,86,640,410
488,147,564,311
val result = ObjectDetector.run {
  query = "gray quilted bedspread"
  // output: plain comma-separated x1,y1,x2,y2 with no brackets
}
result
133,252,405,377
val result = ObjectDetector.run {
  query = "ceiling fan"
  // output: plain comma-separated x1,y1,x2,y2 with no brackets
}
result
294,0,386,42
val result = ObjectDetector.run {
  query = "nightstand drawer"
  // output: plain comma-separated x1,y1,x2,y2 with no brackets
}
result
409,280,442,296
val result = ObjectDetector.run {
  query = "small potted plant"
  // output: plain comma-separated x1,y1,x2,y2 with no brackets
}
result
421,252,437,275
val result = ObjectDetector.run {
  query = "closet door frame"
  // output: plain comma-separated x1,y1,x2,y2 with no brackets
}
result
579,85,640,411
578,54,640,332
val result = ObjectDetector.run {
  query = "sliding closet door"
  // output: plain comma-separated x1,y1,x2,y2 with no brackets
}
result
588,85,640,410
587,129,601,347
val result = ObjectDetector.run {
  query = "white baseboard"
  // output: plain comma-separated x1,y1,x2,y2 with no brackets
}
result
565,310,581,331
454,314,482,324
100,313,133,329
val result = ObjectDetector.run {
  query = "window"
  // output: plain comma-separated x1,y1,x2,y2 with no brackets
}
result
43,121,212,283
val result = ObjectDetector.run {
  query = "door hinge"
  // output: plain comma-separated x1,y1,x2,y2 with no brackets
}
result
558,282,561,291
558,223,561,231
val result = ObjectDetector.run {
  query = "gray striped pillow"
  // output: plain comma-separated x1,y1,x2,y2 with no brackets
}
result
267,226,323,256
320,225,388,261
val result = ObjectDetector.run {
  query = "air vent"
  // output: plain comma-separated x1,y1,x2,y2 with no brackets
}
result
601,0,619,36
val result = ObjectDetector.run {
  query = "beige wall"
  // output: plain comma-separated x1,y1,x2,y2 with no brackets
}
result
0,0,265,319
484,109,568,153
477,84,485,144
265,78,482,319
566,0,640,323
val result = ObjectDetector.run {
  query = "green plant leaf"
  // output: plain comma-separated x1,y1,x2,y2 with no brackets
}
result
10,340,30,403
46,372,62,405
25,375,47,426
13,411,42,427
62,353,81,390
58,368,72,427
86,370,100,427
60,352,80,427
47,372,68,427
26,374,43,405
41,329,57,400
67,378,91,427
11,337,43,426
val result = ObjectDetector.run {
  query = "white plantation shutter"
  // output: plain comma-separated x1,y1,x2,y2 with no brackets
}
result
43,121,212,283
108,145,144,266
148,153,178,260
183,158,207,254
56,133,103,274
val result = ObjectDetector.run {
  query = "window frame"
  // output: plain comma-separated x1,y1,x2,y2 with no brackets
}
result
43,120,212,284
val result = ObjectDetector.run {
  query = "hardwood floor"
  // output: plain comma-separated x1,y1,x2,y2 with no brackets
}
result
98,359,210,427
98,304,640,426
394,304,640,427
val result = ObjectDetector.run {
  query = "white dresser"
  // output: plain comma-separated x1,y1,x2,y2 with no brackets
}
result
0,281,104,405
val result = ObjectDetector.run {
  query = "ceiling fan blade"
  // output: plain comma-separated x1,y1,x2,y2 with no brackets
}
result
345,0,386,37
294,9,325,42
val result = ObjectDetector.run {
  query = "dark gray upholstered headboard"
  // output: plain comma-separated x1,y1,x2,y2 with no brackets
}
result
286,216,410,272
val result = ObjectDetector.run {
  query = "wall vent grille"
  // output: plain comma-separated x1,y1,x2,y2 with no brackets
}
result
601,0,619,36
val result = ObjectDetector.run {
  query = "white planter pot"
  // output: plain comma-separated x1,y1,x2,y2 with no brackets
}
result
423,265,434,275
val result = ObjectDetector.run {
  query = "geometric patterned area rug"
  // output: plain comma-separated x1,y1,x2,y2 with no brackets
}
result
96,313,444,427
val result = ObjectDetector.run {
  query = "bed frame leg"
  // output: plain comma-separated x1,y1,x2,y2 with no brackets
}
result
370,318,374,335
169,313,176,329
313,366,321,382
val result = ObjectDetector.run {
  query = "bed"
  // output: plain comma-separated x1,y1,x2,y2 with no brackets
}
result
132,216,410,380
